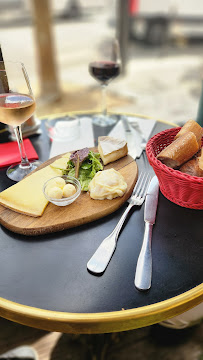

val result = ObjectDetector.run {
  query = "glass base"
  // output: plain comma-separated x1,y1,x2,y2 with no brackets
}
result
92,114,117,127
7,160,42,182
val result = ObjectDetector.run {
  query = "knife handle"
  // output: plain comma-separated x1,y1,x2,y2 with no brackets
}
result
87,203,133,274
87,234,116,274
134,222,153,290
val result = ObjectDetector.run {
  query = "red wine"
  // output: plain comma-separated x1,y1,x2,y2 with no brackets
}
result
89,61,120,83
0,93,36,127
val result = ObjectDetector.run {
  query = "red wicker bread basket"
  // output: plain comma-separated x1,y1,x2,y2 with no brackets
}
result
146,127,203,210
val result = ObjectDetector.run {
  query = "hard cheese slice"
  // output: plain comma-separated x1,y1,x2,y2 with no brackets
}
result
62,152,71,159
98,136,128,165
50,157,70,170
0,165,62,217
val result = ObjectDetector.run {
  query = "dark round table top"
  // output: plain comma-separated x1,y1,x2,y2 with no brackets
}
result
0,113,202,334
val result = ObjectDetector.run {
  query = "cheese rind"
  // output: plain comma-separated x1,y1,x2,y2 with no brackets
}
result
0,166,62,217
98,136,128,165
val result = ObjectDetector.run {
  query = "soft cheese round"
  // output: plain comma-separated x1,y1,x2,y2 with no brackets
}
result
63,184,76,197
46,186,63,199
47,177,66,190
88,168,127,200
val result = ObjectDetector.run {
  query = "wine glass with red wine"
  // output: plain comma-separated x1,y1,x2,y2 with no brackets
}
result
0,61,41,181
89,38,121,127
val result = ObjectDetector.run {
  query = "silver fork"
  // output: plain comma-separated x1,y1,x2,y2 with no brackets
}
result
87,164,152,275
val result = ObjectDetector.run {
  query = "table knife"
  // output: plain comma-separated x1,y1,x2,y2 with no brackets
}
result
121,116,142,158
134,175,159,291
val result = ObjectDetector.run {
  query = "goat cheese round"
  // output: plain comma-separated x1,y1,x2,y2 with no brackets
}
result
63,184,76,198
46,186,63,199
47,177,66,190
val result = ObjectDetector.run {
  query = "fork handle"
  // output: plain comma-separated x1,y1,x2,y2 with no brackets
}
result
87,203,134,274
134,222,153,290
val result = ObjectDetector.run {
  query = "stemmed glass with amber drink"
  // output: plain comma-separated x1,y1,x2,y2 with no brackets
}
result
0,61,41,181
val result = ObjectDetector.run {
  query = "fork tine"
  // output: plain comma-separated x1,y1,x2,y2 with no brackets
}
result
139,173,151,198
143,151,150,171
133,172,144,195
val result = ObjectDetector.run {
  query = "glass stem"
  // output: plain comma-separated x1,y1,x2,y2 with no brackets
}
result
13,125,30,168
101,83,107,116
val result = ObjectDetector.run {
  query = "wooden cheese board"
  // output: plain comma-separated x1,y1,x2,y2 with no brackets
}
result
0,149,138,236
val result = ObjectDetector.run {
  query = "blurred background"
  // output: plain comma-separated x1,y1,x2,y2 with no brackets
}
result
1,0,203,124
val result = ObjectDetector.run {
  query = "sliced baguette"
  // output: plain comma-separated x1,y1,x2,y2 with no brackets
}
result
157,131,200,168
179,156,203,177
175,119,203,143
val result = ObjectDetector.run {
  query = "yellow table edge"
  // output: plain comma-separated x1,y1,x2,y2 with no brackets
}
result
0,284,202,334
39,110,179,128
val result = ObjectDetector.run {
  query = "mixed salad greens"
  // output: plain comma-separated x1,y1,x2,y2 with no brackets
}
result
63,149,103,191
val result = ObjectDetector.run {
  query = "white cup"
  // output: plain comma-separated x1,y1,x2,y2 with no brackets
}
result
47,116,80,142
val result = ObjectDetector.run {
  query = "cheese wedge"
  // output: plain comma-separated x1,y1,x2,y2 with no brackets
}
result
0,166,62,217
50,157,69,170
98,136,128,165
62,152,71,159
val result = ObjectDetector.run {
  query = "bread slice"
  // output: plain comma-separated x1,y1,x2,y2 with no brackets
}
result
179,157,203,177
98,136,128,165
198,147,203,171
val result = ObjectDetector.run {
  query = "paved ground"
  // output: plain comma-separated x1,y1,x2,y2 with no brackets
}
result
0,316,202,360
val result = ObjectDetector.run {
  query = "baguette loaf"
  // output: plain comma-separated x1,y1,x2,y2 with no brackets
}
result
175,119,203,143
157,131,200,168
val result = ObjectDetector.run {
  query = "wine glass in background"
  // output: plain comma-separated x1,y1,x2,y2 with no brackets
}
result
0,61,41,181
89,38,121,127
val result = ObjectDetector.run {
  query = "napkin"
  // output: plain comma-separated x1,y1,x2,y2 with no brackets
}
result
49,117,95,158
0,138,39,168
108,116,156,158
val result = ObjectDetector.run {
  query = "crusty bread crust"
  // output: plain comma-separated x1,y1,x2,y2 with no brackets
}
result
198,147,203,170
175,119,203,142
180,158,203,177
157,131,200,168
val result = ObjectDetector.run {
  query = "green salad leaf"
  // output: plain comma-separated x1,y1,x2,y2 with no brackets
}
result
63,150,103,191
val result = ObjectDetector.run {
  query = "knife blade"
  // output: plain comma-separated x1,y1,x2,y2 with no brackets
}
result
121,117,143,158
134,175,159,290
